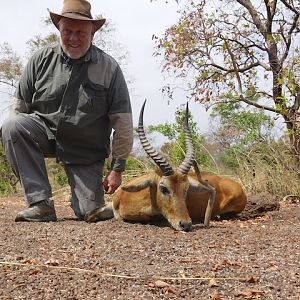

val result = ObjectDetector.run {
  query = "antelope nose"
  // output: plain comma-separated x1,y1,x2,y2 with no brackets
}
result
179,221,192,232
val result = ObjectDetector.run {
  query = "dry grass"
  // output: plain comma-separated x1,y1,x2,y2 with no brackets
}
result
234,143,300,197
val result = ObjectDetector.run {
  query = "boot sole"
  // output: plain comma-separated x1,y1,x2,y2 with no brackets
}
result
15,214,57,222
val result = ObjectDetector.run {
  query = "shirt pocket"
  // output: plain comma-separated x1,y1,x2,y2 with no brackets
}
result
79,83,108,115
33,74,67,114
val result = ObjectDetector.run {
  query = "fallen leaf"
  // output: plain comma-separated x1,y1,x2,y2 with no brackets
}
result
178,269,186,278
266,265,278,272
163,285,178,295
208,244,219,248
21,258,40,265
235,289,264,299
45,259,60,266
212,259,242,271
28,268,42,275
243,275,259,283
154,280,170,288
209,278,219,287
211,290,221,299
149,280,178,295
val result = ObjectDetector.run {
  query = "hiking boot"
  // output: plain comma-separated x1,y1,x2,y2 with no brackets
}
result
84,203,114,223
15,199,57,222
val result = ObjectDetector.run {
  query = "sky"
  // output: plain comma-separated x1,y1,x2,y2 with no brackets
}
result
0,0,210,132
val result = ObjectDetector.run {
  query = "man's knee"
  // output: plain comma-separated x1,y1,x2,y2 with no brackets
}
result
1,114,27,143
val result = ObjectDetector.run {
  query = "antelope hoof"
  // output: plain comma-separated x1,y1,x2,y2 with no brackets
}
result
84,205,114,223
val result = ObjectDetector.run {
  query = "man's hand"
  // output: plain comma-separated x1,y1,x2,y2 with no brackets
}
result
103,170,122,194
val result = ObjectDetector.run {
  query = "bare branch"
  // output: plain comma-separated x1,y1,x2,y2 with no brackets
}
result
280,12,300,65
236,0,267,35
224,39,243,94
0,80,16,88
239,94,281,114
280,0,300,14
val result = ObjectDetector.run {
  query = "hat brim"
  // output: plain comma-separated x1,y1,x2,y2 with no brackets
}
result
49,10,106,31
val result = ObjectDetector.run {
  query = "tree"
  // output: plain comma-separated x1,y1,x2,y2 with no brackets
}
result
148,104,214,169
0,43,22,89
153,0,300,164
211,101,275,148
209,101,275,168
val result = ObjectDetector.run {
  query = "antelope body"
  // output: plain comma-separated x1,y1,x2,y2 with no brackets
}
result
85,101,247,231
112,169,247,231
185,171,247,222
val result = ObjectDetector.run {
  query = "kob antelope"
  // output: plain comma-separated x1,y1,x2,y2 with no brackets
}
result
85,101,247,231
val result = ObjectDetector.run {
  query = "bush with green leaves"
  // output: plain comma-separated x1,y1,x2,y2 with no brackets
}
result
148,105,213,170
0,143,18,195
46,159,68,189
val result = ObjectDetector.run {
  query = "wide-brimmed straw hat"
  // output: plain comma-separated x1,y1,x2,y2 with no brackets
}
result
49,0,106,31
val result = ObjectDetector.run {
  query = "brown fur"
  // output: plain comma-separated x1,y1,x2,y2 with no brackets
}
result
112,169,247,231
186,172,247,221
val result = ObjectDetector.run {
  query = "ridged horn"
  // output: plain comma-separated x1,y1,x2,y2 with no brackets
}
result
138,100,174,176
177,103,195,175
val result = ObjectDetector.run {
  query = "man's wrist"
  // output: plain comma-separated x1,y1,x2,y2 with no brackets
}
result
111,169,122,174
111,158,126,172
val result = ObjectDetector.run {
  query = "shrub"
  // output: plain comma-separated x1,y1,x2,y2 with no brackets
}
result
0,143,18,195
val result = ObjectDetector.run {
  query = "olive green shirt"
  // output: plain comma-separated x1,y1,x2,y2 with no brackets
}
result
13,44,133,171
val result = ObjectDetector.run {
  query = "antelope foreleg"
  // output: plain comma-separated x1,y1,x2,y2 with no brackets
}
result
203,183,216,226
192,160,216,227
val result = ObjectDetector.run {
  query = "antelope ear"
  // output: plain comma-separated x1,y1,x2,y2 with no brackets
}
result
188,177,209,193
121,178,154,192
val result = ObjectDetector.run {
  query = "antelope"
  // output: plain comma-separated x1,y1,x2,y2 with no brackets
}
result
85,101,247,231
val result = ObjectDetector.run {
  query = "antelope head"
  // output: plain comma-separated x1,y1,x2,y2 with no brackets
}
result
124,100,195,231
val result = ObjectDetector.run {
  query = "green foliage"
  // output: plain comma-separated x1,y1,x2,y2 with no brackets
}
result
149,123,178,140
219,148,239,170
0,181,13,195
125,156,146,171
26,33,59,56
46,159,68,188
208,99,300,195
0,143,18,195
0,43,23,87
212,101,274,148
148,105,213,169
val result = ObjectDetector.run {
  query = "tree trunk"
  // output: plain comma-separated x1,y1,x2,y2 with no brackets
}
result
284,111,300,169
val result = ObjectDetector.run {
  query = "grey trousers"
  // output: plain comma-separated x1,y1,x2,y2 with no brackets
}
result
1,113,105,219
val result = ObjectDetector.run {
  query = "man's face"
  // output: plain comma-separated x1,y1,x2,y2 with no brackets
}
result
59,18,95,59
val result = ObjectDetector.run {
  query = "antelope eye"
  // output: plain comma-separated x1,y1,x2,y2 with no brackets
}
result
160,185,170,195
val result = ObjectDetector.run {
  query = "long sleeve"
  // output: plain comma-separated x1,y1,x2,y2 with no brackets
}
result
13,51,38,113
108,65,133,172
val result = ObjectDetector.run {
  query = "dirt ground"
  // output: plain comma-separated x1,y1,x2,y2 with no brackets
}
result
0,193,299,300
